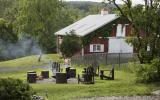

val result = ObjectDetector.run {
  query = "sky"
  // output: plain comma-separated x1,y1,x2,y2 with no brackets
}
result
64,0,144,5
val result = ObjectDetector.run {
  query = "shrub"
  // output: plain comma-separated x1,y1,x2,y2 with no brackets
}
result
136,58,160,83
0,78,35,100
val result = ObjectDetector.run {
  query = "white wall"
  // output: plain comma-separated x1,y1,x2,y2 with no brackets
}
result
108,38,133,53
116,24,126,37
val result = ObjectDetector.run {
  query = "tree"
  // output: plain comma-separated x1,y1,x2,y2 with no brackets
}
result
107,0,160,63
0,18,18,60
0,18,17,42
60,33,82,58
0,0,17,18
15,0,75,53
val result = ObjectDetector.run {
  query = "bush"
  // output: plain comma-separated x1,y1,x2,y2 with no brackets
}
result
136,58,160,83
0,78,35,100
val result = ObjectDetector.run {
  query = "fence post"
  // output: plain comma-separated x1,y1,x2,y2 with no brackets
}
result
106,53,108,65
119,53,120,68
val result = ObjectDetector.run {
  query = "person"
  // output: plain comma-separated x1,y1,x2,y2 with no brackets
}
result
64,58,71,68
38,52,42,62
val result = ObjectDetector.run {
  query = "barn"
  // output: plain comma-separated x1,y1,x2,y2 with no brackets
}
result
55,8,133,56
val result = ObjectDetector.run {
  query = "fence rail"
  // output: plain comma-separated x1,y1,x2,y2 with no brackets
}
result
71,53,138,66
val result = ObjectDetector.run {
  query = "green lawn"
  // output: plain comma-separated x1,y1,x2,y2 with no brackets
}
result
0,54,62,68
0,54,160,100
32,71,159,100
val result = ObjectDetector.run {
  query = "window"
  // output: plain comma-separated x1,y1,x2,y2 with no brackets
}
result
116,24,126,37
90,44,104,52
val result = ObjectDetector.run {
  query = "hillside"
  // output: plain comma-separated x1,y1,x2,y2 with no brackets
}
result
65,1,117,13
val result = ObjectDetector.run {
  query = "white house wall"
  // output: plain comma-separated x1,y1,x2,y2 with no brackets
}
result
108,38,133,53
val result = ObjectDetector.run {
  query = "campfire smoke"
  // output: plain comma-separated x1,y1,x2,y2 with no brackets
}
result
0,36,42,60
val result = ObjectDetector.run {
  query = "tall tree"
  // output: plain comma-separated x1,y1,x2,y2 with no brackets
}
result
0,0,17,18
15,0,74,52
0,18,17,42
0,18,18,60
107,0,160,63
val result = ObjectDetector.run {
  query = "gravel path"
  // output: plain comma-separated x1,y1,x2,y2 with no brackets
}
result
77,96,160,100
36,78,78,84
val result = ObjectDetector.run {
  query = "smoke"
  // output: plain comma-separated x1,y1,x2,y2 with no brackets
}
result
0,36,42,60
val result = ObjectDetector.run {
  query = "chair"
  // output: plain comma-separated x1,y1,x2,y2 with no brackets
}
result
51,62,60,79
78,66,94,84
100,66,114,80
66,67,76,79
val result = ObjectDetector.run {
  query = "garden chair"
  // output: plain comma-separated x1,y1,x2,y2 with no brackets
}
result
66,67,76,79
78,66,94,84
51,62,60,79
100,66,114,80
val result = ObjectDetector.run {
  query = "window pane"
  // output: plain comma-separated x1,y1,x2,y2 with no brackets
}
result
93,45,97,52
97,45,101,51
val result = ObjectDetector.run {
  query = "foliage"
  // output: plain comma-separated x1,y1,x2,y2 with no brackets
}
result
60,34,81,58
107,0,160,64
14,0,84,53
136,58,160,83
0,78,34,100
65,1,116,14
0,18,18,60
0,0,87,60
0,0,17,18
64,5,86,21
0,18,17,42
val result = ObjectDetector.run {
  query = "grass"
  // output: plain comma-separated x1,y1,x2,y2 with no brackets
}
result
0,54,62,68
0,54,160,100
32,71,157,100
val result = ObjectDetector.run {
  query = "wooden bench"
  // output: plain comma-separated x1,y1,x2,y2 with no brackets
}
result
78,66,94,84
100,67,114,80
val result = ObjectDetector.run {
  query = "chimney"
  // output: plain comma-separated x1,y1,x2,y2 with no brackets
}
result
101,8,109,16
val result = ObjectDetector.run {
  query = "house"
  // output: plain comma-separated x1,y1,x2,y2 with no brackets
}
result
55,8,133,56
